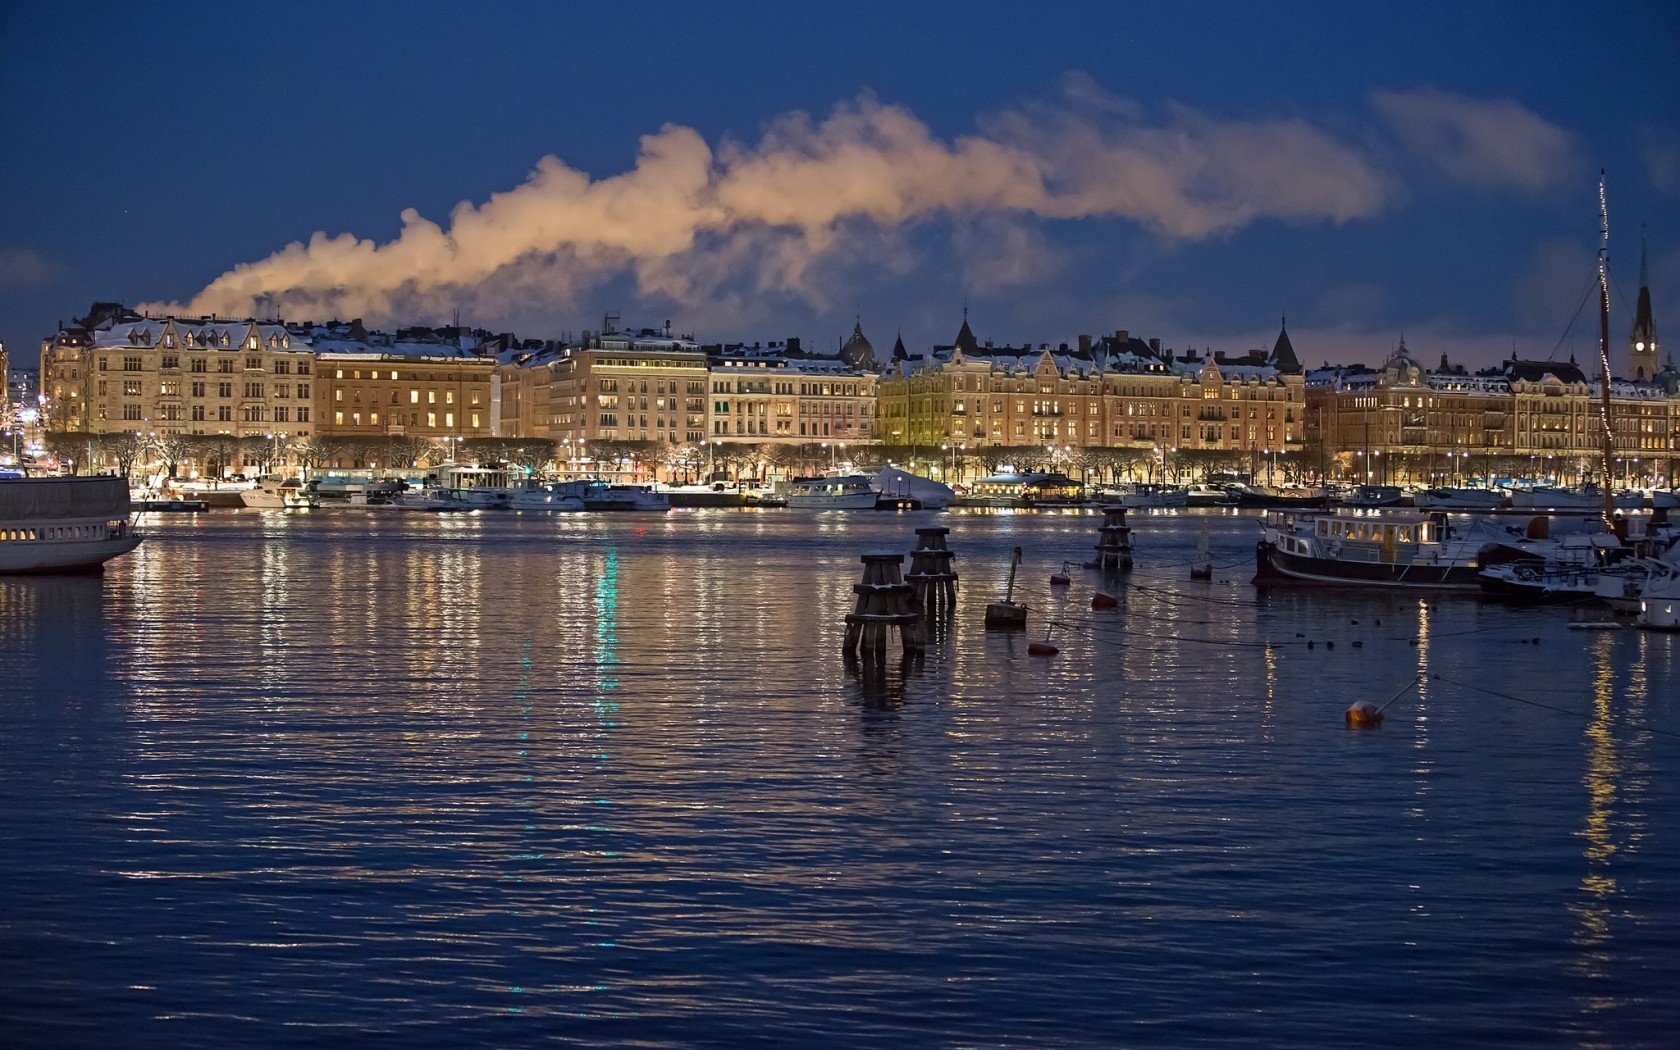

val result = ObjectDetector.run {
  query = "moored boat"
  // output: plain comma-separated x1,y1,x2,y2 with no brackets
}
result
785,475,881,509
872,466,954,510
1412,487,1510,511
1112,483,1189,510
1338,485,1406,508
0,475,142,574
1230,484,1330,509
507,481,586,512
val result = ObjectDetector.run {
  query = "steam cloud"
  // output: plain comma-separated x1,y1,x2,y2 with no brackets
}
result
145,78,1566,328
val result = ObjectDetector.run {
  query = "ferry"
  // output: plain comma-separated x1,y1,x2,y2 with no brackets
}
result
581,483,670,512
508,480,586,512
786,475,880,509
1255,510,1494,589
0,475,142,574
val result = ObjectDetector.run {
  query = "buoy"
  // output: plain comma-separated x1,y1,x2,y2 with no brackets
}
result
1325,641,1335,650
1083,560,1100,570
1028,640,1059,656
1050,561,1072,587
1352,640,1364,648
1307,640,1315,649
1345,702,1384,727
1374,618,1382,627
1351,619,1359,625
1091,591,1119,610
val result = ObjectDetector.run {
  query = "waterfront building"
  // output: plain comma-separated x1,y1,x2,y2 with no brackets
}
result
40,303,315,438
876,315,1305,472
1305,341,1680,485
707,339,877,445
491,344,565,440
307,321,495,441
548,324,709,446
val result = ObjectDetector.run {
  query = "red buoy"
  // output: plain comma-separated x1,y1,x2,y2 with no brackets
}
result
1345,702,1384,727
1049,573,1071,586
1082,560,1099,570
1028,641,1059,656
1091,591,1119,610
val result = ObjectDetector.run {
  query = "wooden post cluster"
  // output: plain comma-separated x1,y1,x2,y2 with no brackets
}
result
1095,504,1133,570
905,525,959,619
844,552,927,659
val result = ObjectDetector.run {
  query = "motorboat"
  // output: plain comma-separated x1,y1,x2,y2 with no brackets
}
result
1338,485,1407,508
1652,490,1680,511
1479,516,1679,604
507,481,586,512
1111,483,1189,510
1229,484,1330,509
1185,484,1234,507
786,475,881,509
1412,487,1510,511
0,475,142,574
1508,485,1645,511
240,475,317,509
1639,570,1680,630
392,489,475,511
305,475,404,506
1253,509,1544,590
872,466,954,510
582,483,671,512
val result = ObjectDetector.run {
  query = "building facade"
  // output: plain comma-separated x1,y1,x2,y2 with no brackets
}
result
877,320,1306,460
548,327,709,446
41,307,315,438
707,343,877,445
1306,344,1680,485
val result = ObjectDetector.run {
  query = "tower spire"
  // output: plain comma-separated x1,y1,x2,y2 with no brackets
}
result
1631,220,1659,381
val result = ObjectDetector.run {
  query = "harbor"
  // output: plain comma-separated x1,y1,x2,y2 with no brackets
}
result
2,506,1675,1046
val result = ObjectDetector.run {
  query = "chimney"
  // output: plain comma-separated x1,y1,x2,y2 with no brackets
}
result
1078,334,1092,354
1149,337,1161,354
1115,329,1129,345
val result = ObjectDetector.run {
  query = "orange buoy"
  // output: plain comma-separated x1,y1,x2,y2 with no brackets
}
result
1091,591,1119,610
1345,702,1384,727
1082,560,1100,570
1028,640,1059,656
1050,573,1071,586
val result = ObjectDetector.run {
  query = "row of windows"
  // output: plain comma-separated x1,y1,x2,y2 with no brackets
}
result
104,356,309,375
331,411,483,429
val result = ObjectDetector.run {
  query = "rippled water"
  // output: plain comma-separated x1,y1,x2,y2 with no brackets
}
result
1,507,1675,1047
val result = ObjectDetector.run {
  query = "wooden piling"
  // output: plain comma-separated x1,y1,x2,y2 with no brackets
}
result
1095,504,1133,570
843,552,927,660
905,525,959,619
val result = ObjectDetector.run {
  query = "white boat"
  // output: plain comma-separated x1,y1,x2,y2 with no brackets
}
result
786,475,881,509
432,464,511,508
1639,571,1680,630
0,475,142,574
1509,485,1645,511
508,481,586,512
1412,487,1510,511
872,466,954,510
1112,484,1188,510
1652,490,1680,510
392,489,474,511
582,483,670,512
1185,484,1233,507
1254,510,1497,589
240,475,317,509
305,476,404,506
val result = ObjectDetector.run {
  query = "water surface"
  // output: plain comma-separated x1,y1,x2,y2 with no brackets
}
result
1,508,1675,1046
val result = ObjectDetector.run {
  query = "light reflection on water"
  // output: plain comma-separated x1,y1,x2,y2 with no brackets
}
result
0,508,1676,1047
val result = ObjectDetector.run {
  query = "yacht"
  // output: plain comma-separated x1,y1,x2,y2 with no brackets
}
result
1229,484,1330,509
1185,484,1234,507
1638,571,1680,630
582,483,671,512
786,475,881,509
1112,483,1189,510
240,475,317,509
0,475,142,574
1508,484,1645,511
1412,487,1510,511
1338,485,1407,508
305,476,404,506
508,480,586,512
392,489,475,511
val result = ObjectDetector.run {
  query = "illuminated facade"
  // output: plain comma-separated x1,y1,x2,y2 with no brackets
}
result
708,344,877,444
1306,344,1680,484
313,350,494,439
41,307,315,437
877,320,1305,455
548,327,709,445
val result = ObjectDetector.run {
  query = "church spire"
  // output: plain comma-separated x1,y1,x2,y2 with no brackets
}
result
1267,313,1301,374
954,304,978,355
1631,224,1659,381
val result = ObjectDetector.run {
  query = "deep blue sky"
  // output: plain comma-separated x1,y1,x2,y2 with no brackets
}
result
3,1,1677,369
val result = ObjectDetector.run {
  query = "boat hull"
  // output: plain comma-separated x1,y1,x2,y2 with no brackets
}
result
0,534,143,575
784,492,880,509
1253,540,1481,589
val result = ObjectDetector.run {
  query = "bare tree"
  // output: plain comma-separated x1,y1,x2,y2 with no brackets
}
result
146,432,197,478
289,436,346,477
98,432,146,479
43,432,94,475
385,435,438,469
198,433,244,482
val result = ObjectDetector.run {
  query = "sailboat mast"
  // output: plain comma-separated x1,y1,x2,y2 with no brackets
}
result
1596,173,1615,528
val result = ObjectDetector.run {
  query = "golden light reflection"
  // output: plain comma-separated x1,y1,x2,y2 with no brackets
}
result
1571,633,1622,986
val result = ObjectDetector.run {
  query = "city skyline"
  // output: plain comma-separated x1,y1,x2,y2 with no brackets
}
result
3,2,1678,369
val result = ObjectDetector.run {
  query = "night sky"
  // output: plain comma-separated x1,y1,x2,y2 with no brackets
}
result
3,1,1677,370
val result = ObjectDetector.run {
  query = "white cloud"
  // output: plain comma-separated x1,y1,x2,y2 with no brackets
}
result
1371,86,1578,193
145,84,1396,327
